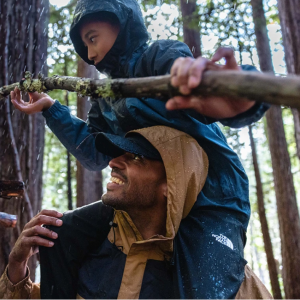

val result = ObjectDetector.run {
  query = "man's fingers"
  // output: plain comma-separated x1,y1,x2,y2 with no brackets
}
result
23,236,54,248
211,47,239,70
38,209,63,218
25,214,63,229
25,225,58,240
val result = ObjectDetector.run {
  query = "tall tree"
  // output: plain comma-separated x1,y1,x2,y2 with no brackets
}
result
180,0,201,57
76,59,103,207
248,124,282,299
0,0,49,280
277,0,300,163
251,0,300,297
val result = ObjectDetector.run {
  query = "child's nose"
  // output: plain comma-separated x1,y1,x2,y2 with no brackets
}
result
87,47,97,62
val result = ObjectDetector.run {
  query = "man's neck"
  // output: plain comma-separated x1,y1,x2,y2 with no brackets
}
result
127,208,166,240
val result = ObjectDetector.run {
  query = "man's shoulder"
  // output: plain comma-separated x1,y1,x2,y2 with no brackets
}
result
46,201,114,234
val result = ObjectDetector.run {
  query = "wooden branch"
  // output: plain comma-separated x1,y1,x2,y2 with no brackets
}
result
0,180,24,198
0,71,300,109
0,212,17,228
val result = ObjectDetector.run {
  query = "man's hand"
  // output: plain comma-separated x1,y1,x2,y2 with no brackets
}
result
167,47,255,119
7,209,63,284
10,87,55,114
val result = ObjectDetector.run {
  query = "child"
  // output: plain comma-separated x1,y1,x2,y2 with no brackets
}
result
10,0,269,298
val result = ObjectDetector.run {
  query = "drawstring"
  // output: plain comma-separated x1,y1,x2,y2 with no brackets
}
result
109,211,123,251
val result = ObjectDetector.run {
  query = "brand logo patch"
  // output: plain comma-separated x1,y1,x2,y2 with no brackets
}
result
212,234,234,250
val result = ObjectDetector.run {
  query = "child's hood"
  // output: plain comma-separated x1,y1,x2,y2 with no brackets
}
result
70,0,149,77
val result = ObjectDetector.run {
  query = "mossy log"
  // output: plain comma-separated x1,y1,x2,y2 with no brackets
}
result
0,71,300,109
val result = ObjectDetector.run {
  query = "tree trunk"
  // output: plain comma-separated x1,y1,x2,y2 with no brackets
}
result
180,0,201,57
251,0,300,298
0,0,49,281
76,59,103,207
291,108,300,161
249,125,282,299
64,62,73,210
277,0,300,164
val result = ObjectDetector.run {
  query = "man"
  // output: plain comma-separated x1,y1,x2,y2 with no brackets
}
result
0,126,271,299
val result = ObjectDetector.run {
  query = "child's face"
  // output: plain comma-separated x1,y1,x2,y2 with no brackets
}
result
80,20,120,65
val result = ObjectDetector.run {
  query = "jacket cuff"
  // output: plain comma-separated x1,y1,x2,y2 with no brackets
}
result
219,102,270,128
2,265,32,292
42,100,63,118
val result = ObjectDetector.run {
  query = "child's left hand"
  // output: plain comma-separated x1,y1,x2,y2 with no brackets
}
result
167,47,255,119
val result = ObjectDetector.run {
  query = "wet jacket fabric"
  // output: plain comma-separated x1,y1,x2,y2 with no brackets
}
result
0,127,272,299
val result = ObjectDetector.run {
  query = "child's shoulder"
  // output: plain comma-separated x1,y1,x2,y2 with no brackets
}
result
133,40,193,76
147,39,192,55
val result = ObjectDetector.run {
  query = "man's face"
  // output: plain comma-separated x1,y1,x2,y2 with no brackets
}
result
102,153,167,213
80,20,120,65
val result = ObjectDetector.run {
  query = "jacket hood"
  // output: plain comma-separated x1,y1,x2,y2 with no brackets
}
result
70,0,149,77
108,126,209,299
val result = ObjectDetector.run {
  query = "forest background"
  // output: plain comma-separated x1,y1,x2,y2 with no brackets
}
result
0,0,300,298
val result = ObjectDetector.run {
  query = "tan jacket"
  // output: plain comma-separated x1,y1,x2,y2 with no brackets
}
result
0,126,273,299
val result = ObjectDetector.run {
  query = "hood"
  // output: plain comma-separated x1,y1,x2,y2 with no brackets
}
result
107,126,209,299
70,0,149,77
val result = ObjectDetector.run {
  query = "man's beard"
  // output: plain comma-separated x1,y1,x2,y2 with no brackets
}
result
101,184,158,212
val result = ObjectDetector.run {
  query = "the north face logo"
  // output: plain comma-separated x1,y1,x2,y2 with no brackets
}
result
212,234,234,250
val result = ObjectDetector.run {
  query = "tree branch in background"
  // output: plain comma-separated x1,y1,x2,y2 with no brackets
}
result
1,71,300,109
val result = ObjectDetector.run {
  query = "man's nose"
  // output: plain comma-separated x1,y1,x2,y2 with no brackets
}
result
109,154,127,169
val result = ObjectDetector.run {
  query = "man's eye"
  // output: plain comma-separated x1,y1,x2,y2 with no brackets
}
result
89,37,95,42
133,154,142,160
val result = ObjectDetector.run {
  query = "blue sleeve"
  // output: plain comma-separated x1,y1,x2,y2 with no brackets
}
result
218,65,270,128
42,100,110,171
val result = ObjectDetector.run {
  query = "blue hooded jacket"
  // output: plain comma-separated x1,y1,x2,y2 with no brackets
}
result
41,0,269,297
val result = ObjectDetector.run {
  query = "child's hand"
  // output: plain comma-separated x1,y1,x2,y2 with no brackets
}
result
167,47,255,119
11,87,55,114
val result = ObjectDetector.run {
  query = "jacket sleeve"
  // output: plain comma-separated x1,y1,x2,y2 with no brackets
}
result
0,266,40,299
42,100,111,171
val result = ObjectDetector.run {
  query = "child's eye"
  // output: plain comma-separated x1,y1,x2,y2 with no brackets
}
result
90,37,95,43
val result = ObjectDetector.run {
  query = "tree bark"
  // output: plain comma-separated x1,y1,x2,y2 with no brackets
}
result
277,0,300,165
248,125,282,299
292,108,300,161
0,0,49,281
64,61,73,211
251,0,300,298
180,0,201,57
76,59,103,207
